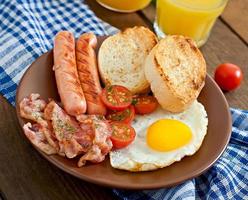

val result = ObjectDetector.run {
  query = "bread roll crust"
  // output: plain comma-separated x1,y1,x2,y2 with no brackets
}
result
98,26,158,94
145,35,206,112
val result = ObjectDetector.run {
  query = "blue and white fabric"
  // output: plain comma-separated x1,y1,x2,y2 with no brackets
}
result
0,0,117,105
0,1,247,199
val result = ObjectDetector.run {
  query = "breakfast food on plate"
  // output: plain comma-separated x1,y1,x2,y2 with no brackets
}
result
20,93,112,166
110,101,208,171
53,31,87,116
106,105,135,124
23,122,57,155
110,122,136,149
20,93,59,155
76,33,107,115
19,27,209,172
44,100,88,158
98,26,158,94
100,85,133,111
132,95,158,115
144,35,206,112
76,114,112,166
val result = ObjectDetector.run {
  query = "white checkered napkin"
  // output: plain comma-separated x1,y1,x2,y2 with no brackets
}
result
114,108,248,200
0,0,118,105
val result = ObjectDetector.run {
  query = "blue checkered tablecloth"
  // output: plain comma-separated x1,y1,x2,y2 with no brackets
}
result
0,1,247,199
0,0,117,105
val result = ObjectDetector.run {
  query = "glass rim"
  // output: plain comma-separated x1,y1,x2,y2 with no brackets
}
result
162,0,229,12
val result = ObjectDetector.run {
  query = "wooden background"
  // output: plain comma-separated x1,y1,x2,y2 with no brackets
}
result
0,0,247,199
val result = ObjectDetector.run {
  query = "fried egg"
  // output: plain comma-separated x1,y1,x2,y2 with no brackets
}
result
110,100,208,171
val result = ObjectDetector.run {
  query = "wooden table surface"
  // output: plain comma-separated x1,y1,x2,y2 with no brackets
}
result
0,0,247,199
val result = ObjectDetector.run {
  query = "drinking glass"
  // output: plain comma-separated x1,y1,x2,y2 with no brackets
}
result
154,0,228,47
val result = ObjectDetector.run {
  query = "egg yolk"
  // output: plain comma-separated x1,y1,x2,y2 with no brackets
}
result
147,119,192,152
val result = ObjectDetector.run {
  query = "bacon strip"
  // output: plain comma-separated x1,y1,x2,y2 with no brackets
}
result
44,101,92,158
19,93,46,123
78,145,105,166
23,123,57,155
77,115,112,167
20,94,113,166
39,120,60,153
19,94,60,152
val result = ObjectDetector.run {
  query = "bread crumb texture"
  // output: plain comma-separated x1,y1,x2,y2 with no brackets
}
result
98,26,158,94
145,35,206,112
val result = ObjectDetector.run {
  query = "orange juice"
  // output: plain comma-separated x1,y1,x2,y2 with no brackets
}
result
156,0,228,46
96,0,151,12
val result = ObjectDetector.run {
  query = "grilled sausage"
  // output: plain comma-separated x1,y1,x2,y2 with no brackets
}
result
76,33,106,115
53,31,87,116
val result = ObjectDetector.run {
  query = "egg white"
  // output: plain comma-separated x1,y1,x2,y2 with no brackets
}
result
110,100,208,171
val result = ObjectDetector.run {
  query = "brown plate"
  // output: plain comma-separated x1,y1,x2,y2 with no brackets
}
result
16,36,232,190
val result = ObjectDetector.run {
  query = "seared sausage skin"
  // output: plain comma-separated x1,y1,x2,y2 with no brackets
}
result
54,31,87,116
76,33,106,115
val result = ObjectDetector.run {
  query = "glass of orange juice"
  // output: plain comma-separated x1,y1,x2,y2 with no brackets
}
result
96,0,152,12
154,0,228,47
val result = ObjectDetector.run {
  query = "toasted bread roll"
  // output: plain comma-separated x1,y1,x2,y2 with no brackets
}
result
144,35,206,112
98,26,158,94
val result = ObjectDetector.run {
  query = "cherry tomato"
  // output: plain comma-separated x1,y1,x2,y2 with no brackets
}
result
214,63,243,91
110,122,136,149
132,96,158,114
106,106,135,124
101,85,133,111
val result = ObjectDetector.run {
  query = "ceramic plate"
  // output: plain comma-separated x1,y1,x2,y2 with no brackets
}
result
16,37,232,189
